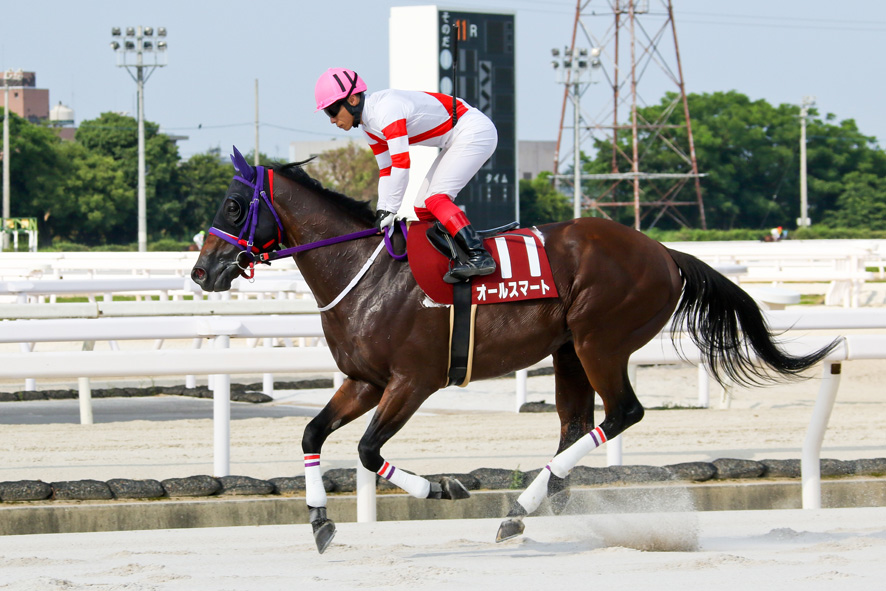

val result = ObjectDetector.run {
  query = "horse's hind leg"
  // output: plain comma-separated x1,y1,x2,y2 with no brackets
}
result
497,349,642,542
549,342,598,512
496,343,597,541
302,378,382,553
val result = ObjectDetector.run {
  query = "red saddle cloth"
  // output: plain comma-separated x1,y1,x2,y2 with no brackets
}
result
406,221,559,305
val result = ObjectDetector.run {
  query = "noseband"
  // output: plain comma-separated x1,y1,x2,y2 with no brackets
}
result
209,166,407,280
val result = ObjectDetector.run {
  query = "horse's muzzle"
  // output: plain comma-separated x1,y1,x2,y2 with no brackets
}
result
190,259,241,292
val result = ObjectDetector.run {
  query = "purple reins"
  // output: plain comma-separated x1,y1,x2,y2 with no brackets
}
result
209,166,407,280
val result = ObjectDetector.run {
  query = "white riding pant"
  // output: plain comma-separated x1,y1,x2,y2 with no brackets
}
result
413,109,498,207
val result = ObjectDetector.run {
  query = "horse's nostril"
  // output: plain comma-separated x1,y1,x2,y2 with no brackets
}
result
192,268,206,281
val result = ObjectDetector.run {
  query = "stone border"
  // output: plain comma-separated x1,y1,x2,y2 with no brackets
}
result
2,457,884,503
0,368,556,404
0,378,336,404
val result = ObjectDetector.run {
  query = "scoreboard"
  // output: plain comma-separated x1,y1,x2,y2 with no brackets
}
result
390,7,517,228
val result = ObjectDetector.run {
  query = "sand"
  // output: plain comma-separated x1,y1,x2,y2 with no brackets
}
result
1,508,885,590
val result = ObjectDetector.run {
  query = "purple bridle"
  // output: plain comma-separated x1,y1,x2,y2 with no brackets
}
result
209,164,407,279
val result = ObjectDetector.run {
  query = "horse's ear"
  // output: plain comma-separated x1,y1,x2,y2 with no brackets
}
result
230,145,256,182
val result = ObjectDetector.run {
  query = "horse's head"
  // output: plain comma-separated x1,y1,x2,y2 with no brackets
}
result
190,146,282,291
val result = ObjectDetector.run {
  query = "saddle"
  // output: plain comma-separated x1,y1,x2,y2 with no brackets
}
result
405,220,559,388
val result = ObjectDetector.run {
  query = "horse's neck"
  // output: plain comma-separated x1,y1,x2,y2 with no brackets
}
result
276,187,378,306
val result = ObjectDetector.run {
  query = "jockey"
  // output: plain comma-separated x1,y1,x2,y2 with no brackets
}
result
314,67,497,283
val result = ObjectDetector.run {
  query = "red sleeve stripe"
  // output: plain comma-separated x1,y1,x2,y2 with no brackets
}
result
369,142,388,155
391,152,411,169
379,166,392,178
409,94,469,144
426,92,469,120
382,119,408,139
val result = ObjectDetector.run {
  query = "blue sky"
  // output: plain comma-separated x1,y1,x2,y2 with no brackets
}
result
3,0,885,161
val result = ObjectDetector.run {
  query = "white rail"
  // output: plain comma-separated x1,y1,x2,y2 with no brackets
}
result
0,312,336,478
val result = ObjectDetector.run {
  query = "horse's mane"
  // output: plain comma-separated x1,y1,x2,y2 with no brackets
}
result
273,160,375,225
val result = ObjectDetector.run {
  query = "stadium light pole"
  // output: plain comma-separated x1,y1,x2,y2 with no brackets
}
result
552,47,600,219
2,69,24,251
110,26,168,252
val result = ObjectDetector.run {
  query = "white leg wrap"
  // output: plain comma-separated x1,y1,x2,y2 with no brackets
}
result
378,460,431,499
304,453,327,508
518,427,608,515
548,427,607,478
517,466,551,514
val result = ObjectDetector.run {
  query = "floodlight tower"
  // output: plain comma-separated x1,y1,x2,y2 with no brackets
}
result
110,26,168,252
551,46,601,219
552,0,706,230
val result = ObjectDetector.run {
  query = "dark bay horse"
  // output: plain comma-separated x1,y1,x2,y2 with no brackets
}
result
191,152,837,553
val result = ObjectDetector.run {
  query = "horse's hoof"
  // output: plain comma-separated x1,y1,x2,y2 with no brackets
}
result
309,507,336,554
441,477,470,500
495,518,525,543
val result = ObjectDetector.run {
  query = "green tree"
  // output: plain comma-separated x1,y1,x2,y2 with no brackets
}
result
75,112,182,242
44,141,131,245
519,172,572,226
179,151,234,235
827,171,886,230
0,108,68,244
306,143,378,203
584,91,886,230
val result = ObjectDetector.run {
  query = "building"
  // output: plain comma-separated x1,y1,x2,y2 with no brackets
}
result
1,71,49,123
49,101,76,141
519,140,556,180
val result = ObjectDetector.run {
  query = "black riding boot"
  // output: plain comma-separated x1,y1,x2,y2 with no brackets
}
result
443,224,497,283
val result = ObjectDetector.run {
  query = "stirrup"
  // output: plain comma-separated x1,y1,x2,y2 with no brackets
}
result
444,259,496,284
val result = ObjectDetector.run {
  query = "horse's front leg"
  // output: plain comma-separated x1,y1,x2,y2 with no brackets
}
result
358,377,471,502
302,378,382,554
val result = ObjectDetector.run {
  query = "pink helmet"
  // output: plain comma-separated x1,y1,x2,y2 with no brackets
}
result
314,68,367,112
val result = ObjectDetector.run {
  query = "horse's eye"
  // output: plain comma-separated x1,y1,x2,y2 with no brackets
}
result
224,199,243,224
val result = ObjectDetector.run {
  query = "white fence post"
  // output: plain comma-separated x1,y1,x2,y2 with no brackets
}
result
185,338,201,389
78,341,95,425
19,342,36,391
697,363,711,408
607,365,636,467
262,337,274,395
515,368,528,412
212,335,232,477
356,410,377,523
802,361,842,509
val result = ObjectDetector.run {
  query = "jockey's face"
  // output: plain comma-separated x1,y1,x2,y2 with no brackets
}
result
328,94,360,131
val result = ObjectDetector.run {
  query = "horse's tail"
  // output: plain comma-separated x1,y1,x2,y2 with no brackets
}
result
667,248,840,387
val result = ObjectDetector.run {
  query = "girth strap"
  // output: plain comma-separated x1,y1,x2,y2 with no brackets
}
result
447,280,477,387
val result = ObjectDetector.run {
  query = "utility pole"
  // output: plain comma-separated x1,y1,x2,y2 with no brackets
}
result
798,96,815,228
254,79,260,167
2,69,24,251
